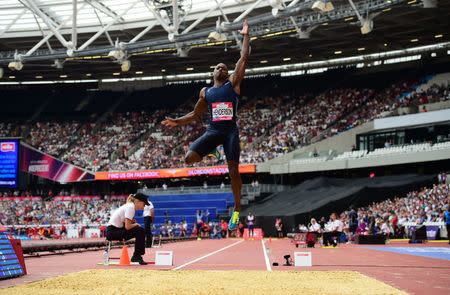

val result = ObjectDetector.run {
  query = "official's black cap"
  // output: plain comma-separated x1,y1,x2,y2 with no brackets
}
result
134,193,150,206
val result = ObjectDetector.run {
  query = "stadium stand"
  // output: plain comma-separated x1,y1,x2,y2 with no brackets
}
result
327,183,449,240
0,191,234,237
2,181,446,242
1,1,450,293
1,71,448,173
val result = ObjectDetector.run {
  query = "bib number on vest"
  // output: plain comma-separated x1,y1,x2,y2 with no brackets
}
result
212,102,233,121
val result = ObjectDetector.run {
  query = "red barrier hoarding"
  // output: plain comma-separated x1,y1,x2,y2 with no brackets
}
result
0,196,42,201
54,195,101,201
95,164,255,180
109,195,128,201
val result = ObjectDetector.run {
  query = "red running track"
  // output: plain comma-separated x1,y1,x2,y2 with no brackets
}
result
1,238,449,295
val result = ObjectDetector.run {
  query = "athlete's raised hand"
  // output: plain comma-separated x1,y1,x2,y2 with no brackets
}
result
161,117,178,129
238,20,248,36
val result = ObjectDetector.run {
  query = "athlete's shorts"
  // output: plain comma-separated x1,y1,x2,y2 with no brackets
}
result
189,126,240,162
248,225,254,231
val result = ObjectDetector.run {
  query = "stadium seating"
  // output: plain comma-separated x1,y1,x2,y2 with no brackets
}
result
335,150,368,159
144,194,231,228
0,192,234,236
0,73,448,171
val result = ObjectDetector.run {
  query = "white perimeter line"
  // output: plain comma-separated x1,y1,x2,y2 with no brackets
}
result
172,240,244,270
261,239,272,271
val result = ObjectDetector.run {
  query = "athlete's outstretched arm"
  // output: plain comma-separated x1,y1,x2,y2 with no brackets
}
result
230,20,249,90
161,87,208,129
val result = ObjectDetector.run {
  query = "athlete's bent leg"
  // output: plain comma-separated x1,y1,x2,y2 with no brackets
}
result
185,150,202,165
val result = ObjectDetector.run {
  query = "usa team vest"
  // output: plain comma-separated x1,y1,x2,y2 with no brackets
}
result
205,81,238,129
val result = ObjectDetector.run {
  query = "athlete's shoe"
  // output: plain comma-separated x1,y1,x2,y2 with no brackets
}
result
208,147,221,161
228,211,239,230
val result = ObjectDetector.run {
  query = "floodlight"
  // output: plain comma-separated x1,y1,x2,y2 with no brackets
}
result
177,48,189,58
108,50,125,60
207,31,226,42
272,8,279,17
298,30,311,39
53,59,64,69
121,60,131,72
311,1,334,13
8,61,23,71
360,19,373,35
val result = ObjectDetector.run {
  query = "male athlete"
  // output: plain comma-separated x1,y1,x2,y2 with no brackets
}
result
162,20,249,231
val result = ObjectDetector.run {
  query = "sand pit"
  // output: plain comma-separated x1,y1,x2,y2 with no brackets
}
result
0,269,408,295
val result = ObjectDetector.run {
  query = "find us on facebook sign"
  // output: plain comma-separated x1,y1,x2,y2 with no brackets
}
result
0,140,19,188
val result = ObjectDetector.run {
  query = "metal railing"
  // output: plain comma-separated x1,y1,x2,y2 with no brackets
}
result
138,183,290,196
140,185,231,196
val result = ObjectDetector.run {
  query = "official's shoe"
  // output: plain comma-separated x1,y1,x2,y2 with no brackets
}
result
228,211,239,230
131,255,148,265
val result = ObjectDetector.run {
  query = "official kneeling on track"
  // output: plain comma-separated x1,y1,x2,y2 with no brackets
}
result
105,193,149,265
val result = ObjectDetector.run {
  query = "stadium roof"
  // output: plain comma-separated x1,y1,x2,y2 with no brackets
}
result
0,0,449,82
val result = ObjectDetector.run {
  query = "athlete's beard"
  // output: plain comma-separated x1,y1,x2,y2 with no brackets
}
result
215,72,228,83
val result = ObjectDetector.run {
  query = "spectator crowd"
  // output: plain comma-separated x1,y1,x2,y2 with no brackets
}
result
1,183,447,243
295,183,449,244
0,74,448,172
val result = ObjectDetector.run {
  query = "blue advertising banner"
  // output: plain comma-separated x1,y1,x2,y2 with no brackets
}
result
0,139,19,188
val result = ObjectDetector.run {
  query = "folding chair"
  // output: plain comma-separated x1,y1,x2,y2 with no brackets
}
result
151,235,162,248
104,238,126,265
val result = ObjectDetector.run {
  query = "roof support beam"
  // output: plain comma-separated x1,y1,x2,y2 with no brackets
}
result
21,0,69,48
40,6,63,27
78,1,139,51
0,0,414,63
25,3,87,56
233,0,265,23
129,22,157,44
280,0,316,39
347,0,363,22
172,0,179,34
215,0,242,49
182,0,226,34
32,11,54,52
72,0,77,49
85,0,125,22
92,8,114,46
287,0,300,8
0,9,26,37
25,23,64,56
142,0,172,33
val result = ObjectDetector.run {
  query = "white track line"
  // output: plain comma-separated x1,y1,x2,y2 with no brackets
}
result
172,240,244,270
261,239,272,271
